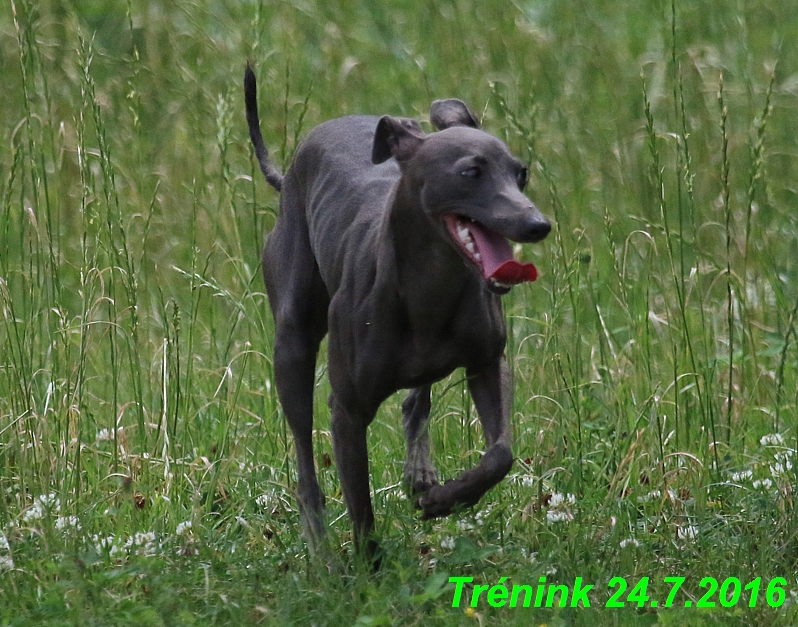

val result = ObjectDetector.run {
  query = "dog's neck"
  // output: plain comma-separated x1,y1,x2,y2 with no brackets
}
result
383,179,480,329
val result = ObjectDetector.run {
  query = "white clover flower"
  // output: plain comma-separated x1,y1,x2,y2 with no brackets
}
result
136,531,156,545
677,525,698,540
120,531,158,556
620,538,640,549
456,519,475,532
22,503,44,523
730,470,753,483
760,433,785,447
176,521,193,536
771,460,793,477
546,492,576,524
546,510,573,524
548,492,576,508
0,534,9,552
39,494,60,510
29,505,44,521
93,534,120,554
55,516,81,532
0,555,14,572
440,536,456,550
23,494,62,524
637,489,661,504
474,508,489,525
132,531,157,555
752,478,773,490
130,531,156,546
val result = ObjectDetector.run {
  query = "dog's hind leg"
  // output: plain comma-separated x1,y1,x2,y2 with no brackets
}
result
263,197,329,548
401,385,439,495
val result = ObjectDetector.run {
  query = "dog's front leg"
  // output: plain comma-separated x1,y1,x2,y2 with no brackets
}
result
402,385,439,495
330,396,379,559
418,356,513,519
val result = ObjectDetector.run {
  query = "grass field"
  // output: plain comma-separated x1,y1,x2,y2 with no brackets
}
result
1,0,797,624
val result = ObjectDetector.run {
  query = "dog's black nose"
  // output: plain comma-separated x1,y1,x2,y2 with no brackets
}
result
523,218,552,243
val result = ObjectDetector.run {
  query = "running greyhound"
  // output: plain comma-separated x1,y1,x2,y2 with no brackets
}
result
245,65,550,559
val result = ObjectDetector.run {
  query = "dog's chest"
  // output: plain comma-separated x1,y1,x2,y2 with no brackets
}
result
398,328,501,386
328,273,507,409
377,300,506,389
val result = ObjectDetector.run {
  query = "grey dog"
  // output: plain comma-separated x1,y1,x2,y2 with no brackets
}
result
245,65,550,559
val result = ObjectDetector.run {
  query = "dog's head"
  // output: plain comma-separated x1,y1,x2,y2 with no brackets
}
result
371,100,550,294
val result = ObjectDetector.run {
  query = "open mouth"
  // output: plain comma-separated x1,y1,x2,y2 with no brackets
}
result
443,214,538,291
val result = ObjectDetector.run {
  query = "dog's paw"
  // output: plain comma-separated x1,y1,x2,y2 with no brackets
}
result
416,483,456,520
403,460,439,496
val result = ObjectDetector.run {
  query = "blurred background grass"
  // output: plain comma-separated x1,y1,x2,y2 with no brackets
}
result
1,0,797,625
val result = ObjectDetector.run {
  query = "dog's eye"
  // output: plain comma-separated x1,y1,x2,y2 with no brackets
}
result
460,166,481,178
516,167,528,190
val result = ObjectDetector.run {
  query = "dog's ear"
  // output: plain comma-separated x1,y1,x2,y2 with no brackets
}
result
372,116,425,164
430,99,481,130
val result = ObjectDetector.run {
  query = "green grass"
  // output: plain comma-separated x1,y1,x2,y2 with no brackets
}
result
1,0,797,625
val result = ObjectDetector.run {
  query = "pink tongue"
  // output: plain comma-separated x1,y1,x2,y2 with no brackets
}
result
468,221,538,284
491,259,538,283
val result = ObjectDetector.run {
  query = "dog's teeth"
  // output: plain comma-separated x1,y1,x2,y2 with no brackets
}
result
458,227,472,243
474,252,481,261
466,242,476,254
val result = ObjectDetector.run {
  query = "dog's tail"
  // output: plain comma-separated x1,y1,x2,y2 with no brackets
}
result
244,63,284,192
